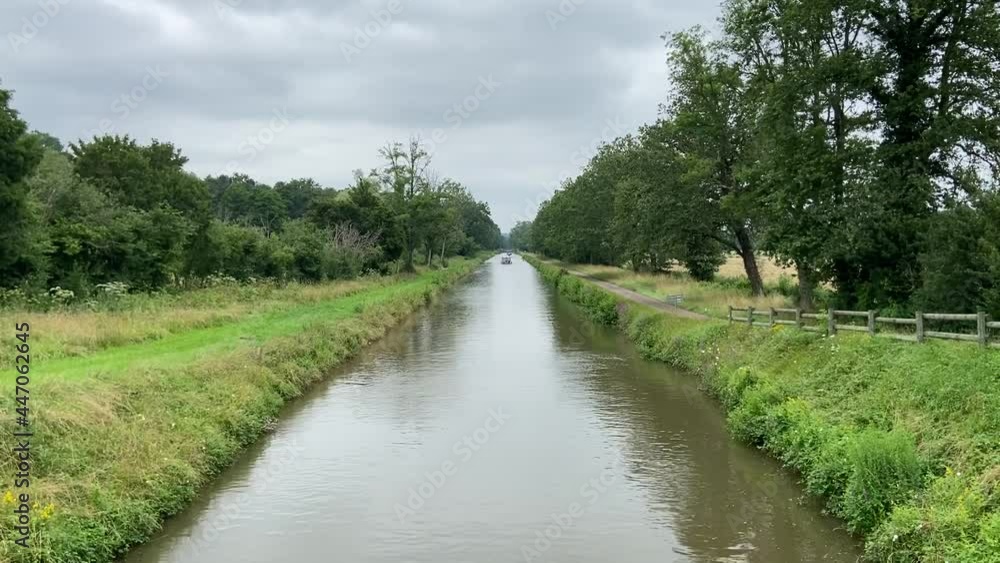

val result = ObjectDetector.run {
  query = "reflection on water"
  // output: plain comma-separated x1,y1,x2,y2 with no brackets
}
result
125,256,860,563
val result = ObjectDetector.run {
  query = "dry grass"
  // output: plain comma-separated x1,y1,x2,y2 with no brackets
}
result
715,254,797,284
544,255,794,319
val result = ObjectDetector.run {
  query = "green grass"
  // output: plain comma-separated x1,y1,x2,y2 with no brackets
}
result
527,256,1000,562
0,257,484,563
37,277,438,380
0,279,375,367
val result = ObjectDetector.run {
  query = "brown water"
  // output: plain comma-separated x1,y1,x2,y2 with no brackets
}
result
125,256,860,563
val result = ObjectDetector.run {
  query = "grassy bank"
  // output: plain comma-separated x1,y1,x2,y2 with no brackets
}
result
0,257,485,563
526,256,1000,562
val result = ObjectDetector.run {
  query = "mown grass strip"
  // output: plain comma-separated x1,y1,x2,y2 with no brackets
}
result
37,276,432,380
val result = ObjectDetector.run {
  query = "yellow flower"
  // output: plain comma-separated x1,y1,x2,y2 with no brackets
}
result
2,490,14,505
40,503,55,520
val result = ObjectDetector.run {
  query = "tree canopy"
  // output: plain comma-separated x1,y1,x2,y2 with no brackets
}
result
0,87,501,296
529,0,1000,314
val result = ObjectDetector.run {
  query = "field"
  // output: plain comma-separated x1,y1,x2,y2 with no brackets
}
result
527,256,1000,562
542,254,796,319
0,258,484,563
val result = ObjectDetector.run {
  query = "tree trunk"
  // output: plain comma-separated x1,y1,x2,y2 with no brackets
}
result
734,227,765,296
440,240,447,266
427,247,433,266
404,245,415,272
796,262,817,311
403,244,415,272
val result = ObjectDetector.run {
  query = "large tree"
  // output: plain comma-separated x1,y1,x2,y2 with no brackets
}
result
379,138,432,271
847,0,1000,306
70,136,211,224
724,0,874,309
0,87,45,285
663,30,767,295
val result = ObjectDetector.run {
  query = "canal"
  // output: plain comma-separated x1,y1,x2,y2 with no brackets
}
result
125,256,859,562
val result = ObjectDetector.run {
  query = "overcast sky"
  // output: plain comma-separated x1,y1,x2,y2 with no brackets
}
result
2,0,721,230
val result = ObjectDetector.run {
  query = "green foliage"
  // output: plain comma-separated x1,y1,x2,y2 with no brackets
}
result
70,136,210,223
0,89,500,295
917,197,1000,317
509,220,533,251
841,430,926,534
0,87,45,285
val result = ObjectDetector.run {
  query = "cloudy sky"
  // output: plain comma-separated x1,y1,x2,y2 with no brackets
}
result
2,0,721,230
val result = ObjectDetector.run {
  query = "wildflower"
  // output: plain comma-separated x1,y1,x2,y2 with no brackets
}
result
3,490,14,505
40,503,55,520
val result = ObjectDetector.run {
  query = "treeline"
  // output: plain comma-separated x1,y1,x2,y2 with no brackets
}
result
522,0,1000,316
0,88,501,298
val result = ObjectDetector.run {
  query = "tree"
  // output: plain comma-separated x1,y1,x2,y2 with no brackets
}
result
69,136,211,224
0,87,45,286
30,130,64,152
509,221,533,251
275,177,324,219
663,29,767,295
724,0,873,309
218,180,287,233
379,138,433,271
844,0,1000,306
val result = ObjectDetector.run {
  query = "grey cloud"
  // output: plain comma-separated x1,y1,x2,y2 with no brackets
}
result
1,0,720,229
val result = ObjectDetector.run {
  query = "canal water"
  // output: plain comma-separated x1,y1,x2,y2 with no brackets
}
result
125,256,859,563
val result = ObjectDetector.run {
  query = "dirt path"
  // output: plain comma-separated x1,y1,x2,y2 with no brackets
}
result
566,270,711,321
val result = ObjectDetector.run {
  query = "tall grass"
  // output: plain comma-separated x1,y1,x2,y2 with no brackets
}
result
0,280,376,367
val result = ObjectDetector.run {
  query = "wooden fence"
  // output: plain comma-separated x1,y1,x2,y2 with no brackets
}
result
728,306,999,349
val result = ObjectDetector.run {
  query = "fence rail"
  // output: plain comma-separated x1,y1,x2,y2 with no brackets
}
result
727,306,998,349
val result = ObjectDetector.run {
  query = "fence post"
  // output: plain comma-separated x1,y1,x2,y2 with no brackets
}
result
916,311,925,343
978,311,988,348
747,307,754,327
828,311,836,336
728,305,733,324
769,308,776,328
795,308,803,330
868,310,876,336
